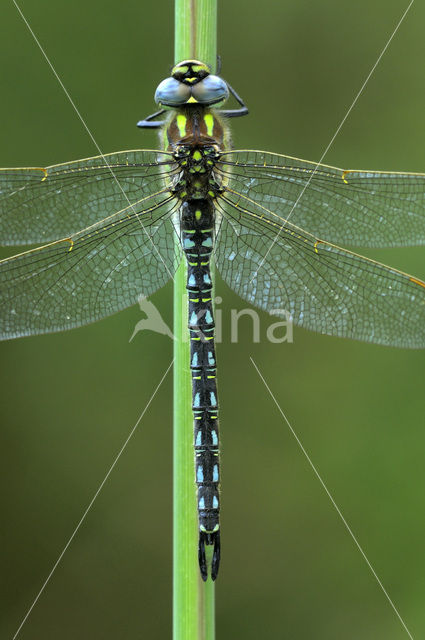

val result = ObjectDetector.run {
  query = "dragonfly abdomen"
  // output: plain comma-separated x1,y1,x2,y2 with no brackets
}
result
181,198,220,581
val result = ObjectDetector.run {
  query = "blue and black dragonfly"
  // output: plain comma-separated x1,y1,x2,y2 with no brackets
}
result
1,60,424,580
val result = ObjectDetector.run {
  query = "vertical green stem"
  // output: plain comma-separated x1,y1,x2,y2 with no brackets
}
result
173,2,217,640
173,260,198,638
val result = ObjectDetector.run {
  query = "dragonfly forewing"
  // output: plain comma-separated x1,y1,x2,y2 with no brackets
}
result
218,151,425,248
0,150,177,245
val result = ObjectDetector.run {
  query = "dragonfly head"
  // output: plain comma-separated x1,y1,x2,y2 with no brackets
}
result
154,60,229,108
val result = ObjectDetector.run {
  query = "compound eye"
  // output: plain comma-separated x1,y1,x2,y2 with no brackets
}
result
154,77,191,106
191,75,229,105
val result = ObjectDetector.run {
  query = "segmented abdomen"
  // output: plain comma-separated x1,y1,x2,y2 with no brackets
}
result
181,199,220,580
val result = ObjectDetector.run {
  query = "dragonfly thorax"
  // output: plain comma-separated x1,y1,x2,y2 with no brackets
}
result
175,144,220,171
171,145,223,200
166,107,228,150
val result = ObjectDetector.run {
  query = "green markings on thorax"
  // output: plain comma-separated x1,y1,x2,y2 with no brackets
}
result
203,113,214,137
176,114,187,138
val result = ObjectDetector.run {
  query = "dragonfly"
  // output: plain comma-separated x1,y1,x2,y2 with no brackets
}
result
1,60,425,581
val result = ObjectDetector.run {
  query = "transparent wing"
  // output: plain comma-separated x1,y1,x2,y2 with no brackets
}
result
214,191,425,348
217,150,425,248
0,150,177,245
0,192,181,340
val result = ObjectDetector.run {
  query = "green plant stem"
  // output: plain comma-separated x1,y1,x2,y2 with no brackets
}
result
173,1,217,639
173,260,197,639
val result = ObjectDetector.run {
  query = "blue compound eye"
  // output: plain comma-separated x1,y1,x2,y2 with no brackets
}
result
191,75,229,105
155,77,191,106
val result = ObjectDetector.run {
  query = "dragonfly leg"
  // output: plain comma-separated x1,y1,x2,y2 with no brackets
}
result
219,81,249,118
137,108,167,128
212,56,249,118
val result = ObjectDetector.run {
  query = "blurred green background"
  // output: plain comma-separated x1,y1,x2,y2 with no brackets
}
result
1,1,424,638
